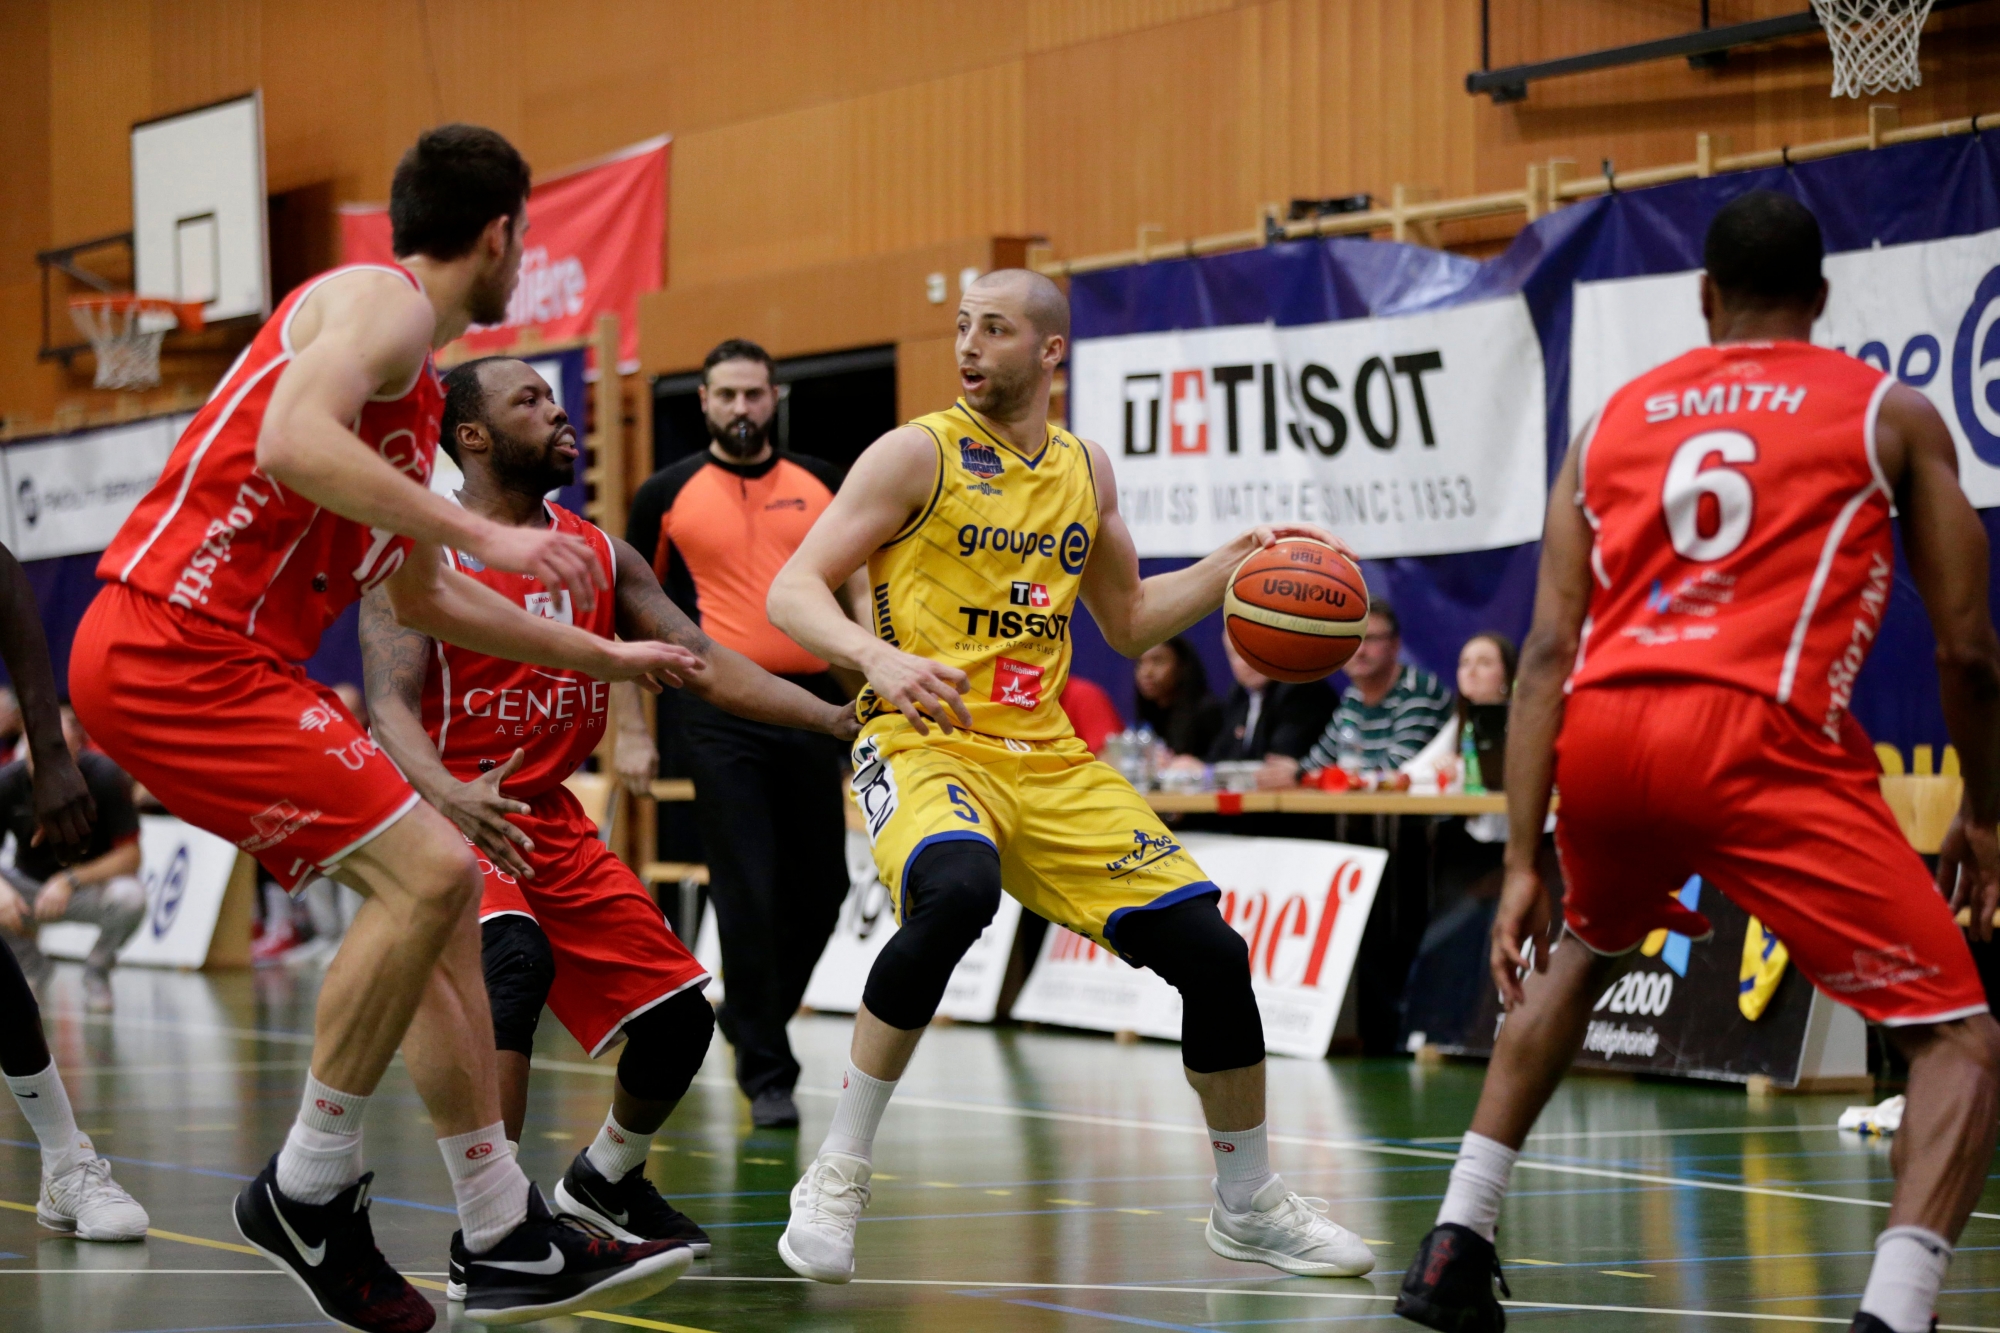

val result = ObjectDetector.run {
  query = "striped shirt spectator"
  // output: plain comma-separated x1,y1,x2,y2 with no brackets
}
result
1303,664,1452,774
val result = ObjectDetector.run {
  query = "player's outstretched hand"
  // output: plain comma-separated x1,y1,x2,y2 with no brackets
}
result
599,639,705,693
863,645,972,736
476,522,609,614
1245,522,1358,562
440,748,536,881
29,749,95,862
1939,808,2000,944
1490,860,1554,1011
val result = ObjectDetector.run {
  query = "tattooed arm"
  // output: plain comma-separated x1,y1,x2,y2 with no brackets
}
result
359,584,537,879
611,537,858,740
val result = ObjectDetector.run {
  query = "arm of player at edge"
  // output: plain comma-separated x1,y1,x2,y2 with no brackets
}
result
0,540,91,854
768,426,976,736
358,585,540,880
382,544,699,692
255,268,606,609
1076,439,1349,656
610,537,860,741
1881,385,2000,942
1493,435,1595,1009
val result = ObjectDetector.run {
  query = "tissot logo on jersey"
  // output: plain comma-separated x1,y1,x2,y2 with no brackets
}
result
957,605,1071,641
1010,581,1050,607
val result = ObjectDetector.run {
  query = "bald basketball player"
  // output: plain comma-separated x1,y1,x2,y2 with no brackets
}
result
766,269,1378,1284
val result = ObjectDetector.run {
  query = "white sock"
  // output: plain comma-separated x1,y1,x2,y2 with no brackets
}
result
1436,1131,1518,1242
4,1060,91,1176
440,1121,531,1253
1210,1123,1276,1213
274,1073,367,1205
1860,1225,1951,1332
819,1063,897,1162
585,1109,652,1181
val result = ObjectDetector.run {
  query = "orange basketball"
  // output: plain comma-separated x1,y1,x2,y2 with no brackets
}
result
1223,539,1369,683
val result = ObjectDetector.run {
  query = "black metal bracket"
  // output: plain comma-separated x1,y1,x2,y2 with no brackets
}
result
36,231,134,364
1468,0,1979,103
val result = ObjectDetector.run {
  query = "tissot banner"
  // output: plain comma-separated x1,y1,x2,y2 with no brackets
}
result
1066,130,2000,755
340,136,668,373
1010,833,1386,1059
1069,298,1547,558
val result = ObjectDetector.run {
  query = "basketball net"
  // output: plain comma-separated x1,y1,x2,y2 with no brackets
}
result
1811,0,1934,98
68,296,201,391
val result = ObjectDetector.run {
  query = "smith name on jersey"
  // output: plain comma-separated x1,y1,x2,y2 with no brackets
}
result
859,401,1098,743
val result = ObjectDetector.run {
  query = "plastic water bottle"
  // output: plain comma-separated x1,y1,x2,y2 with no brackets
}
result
1133,724,1160,790
1335,722,1364,779
1460,721,1485,795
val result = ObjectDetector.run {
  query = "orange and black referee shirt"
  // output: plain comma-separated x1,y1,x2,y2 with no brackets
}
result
626,450,843,676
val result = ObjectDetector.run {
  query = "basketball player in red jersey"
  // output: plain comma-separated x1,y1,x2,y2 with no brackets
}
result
69,127,697,1331
1396,192,2000,1333
357,358,858,1287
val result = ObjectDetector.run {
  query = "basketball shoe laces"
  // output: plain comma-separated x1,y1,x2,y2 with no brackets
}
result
798,1158,871,1229
1261,1191,1371,1250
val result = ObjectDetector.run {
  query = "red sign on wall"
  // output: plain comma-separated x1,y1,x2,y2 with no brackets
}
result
340,136,668,373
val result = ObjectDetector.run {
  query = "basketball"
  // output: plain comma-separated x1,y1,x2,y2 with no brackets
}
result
1223,539,1369,682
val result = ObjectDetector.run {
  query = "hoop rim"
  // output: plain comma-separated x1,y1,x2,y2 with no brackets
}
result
66,294,206,334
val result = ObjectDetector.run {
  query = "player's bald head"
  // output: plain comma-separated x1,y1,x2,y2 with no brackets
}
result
968,268,1070,342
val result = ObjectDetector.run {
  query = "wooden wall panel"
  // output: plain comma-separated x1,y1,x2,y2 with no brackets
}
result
896,334,961,426
1023,0,1242,53
49,0,153,244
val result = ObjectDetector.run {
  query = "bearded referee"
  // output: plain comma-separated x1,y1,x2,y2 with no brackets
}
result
624,339,863,1128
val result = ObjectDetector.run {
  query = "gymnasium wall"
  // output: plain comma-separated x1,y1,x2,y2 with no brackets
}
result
1,0,1997,427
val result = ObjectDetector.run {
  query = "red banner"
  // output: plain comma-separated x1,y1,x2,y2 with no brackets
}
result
340,136,668,372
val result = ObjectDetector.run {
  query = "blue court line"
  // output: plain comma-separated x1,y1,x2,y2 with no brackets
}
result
1003,1299,1215,1331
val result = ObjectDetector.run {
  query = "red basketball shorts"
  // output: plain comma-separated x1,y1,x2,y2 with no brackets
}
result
1555,681,1986,1026
476,784,708,1056
70,583,418,893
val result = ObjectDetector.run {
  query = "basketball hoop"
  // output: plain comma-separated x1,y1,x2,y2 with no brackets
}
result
67,295,205,391
1811,0,1935,98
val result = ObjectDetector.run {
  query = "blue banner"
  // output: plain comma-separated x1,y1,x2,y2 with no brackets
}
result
1065,131,2000,761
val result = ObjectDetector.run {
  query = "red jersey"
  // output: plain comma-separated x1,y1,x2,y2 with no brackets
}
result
99,264,443,662
1567,341,1896,741
421,502,619,800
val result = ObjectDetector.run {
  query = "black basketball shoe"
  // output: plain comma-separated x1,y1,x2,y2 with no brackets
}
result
232,1157,436,1333
552,1149,711,1254
1394,1223,1509,1332
1849,1316,1936,1332
457,1182,692,1325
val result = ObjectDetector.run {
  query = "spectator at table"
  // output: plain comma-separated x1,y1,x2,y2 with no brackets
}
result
1060,675,1124,754
1133,636,1223,758
1165,635,1335,787
1275,597,1452,784
1403,632,1518,799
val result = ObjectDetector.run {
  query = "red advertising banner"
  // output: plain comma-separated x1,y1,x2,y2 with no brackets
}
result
339,135,668,372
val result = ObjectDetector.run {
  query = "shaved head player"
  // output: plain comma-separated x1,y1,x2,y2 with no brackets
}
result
765,269,1379,1283
1394,192,2000,1333
70,127,694,1330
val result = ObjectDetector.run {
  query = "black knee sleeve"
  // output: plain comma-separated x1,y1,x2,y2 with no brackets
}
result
1116,896,1265,1074
615,987,716,1105
481,915,555,1056
861,839,1002,1031
0,940,48,1077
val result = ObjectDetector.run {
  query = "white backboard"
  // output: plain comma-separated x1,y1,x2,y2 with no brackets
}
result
132,91,269,322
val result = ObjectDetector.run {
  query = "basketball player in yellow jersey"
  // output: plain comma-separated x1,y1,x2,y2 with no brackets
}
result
767,269,1377,1283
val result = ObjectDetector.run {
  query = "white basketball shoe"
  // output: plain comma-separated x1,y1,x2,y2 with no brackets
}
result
1204,1176,1376,1277
40,1153,149,1241
778,1152,872,1283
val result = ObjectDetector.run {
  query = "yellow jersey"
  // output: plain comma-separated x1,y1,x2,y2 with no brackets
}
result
857,400,1098,743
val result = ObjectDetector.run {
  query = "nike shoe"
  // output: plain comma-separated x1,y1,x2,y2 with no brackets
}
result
232,1157,435,1333
778,1151,871,1283
1849,1317,1936,1332
553,1149,711,1254
38,1152,148,1241
1205,1177,1377,1277
458,1182,692,1326
1394,1222,1509,1331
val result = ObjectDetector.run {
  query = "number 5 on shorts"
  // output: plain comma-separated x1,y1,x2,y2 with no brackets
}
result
946,783,982,824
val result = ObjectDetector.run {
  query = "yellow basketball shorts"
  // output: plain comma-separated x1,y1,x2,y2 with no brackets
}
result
848,721,1217,951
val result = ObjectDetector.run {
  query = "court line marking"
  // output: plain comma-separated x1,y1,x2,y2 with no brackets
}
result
674,1276,2000,1330
1409,1123,1851,1145
404,1274,717,1332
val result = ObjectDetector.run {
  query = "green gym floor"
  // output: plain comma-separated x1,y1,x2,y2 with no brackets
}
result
2,964,1996,1332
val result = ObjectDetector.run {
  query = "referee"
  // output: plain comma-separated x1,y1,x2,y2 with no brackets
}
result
625,339,858,1128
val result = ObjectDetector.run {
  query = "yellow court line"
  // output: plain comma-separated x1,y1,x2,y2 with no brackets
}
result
3,1199,258,1255
579,1312,722,1333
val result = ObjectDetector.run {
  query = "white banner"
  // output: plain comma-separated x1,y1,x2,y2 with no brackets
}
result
1010,833,1386,1059
1068,297,1548,558
695,829,1022,1022
38,816,240,969
0,415,189,561
1570,226,2000,508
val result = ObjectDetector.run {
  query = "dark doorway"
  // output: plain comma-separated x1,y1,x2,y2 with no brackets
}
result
650,343,897,474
